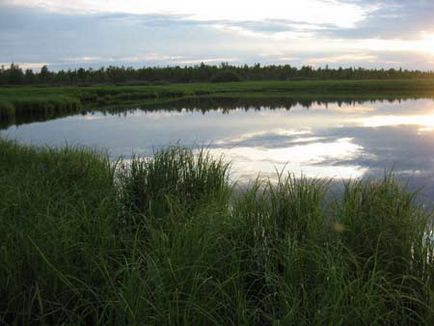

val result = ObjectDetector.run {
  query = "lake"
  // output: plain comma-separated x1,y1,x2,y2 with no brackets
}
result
2,97,434,198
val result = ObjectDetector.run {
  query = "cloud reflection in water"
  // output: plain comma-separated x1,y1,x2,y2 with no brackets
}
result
3,98,434,195
210,129,366,181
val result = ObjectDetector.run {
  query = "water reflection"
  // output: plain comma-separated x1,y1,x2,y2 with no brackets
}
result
358,113,434,132
209,137,366,180
2,97,434,197
0,95,428,130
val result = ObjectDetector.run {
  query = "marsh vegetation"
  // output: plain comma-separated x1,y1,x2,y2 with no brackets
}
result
2,79,434,125
0,140,433,325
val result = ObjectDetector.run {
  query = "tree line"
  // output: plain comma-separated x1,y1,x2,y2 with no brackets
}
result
1,62,434,85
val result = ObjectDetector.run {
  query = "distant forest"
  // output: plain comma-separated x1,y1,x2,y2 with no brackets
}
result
1,62,434,85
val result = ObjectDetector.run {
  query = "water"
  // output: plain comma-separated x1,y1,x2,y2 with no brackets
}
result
2,98,434,198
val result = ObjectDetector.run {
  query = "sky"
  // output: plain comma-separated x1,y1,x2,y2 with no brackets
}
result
1,0,434,70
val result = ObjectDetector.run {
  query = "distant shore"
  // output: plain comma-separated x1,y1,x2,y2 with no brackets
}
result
2,79,434,124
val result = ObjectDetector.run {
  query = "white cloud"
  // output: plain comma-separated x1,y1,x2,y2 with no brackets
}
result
5,0,366,27
1,0,434,69
0,61,48,70
307,53,377,65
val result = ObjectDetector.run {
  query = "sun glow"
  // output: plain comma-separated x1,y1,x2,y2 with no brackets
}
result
420,33,434,55
350,32,434,57
357,110,434,133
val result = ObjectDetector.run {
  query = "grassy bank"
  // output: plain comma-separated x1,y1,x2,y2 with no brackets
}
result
2,79,434,123
0,139,433,325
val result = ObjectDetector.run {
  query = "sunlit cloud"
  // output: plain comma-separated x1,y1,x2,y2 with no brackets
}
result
0,61,48,70
307,53,377,65
1,0,434,69
5,0,366,27
347,33,434,57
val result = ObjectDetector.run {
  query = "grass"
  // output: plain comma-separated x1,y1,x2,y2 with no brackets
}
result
2,79,434,124
0,139,433,325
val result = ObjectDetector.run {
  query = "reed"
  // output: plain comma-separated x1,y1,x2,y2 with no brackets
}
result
0,140,433,325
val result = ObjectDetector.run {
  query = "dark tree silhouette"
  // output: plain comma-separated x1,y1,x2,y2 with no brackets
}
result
0,62,433,85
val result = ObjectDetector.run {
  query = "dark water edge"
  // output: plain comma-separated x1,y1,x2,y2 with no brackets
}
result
1,94,433,129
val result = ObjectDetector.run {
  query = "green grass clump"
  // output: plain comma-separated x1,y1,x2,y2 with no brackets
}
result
0,139,119,324
0,140,433,325
119,147,230,218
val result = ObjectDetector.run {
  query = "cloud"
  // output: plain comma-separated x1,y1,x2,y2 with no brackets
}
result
0,5,251,67
1,1,434,69
4,0,366,27
333,0,434,39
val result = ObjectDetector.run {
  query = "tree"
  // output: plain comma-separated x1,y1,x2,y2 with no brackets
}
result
25,69,35,83
40,65,50,82
8,63,24,84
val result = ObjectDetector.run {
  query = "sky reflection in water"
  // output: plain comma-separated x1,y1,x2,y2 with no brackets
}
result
2,99,434,195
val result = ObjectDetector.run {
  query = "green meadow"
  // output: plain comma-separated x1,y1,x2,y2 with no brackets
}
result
0,139,433,325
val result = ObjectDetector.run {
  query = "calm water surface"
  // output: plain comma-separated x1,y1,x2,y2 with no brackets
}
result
2,98,434,197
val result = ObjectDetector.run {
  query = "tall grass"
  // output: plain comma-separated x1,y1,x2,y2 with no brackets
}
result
119,147,230,218
0,140,433,325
